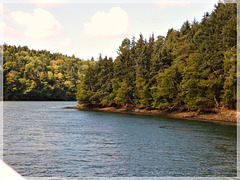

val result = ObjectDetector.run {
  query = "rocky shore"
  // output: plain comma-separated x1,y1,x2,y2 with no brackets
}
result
64,105,237,126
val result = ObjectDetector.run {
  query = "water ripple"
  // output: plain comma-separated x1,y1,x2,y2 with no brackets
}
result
3,101,237,177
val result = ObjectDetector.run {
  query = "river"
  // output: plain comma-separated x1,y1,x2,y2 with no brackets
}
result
3,101,236,177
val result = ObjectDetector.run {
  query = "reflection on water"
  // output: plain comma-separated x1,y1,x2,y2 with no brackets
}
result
3,101,236,177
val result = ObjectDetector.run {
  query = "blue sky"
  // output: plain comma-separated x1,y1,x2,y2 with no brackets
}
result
1,0,218,60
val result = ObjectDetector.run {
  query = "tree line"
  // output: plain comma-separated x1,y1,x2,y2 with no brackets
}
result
3,45,94,100
76,3,237,110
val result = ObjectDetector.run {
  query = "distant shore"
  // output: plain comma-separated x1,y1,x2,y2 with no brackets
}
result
64,105,237,126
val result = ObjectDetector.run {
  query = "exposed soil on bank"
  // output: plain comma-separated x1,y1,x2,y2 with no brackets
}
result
64,105,237,126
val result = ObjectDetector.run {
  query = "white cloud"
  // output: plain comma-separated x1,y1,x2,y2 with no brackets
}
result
0,3,10,13
59,38,72,47
30,0,70,8
156,0,191,8
82,7,130,38
10,8,64,38
0,22,21,38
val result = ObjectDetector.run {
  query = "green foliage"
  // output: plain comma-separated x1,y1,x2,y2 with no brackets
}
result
3,44,93,100
75,55,114,107
134,77,151,107
76,3,236,110
76,84,94,104
222,47,237,109
4,3,236,111
114,80,133,106
151,67,179,109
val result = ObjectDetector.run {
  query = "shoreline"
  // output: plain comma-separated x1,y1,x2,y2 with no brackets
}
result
64,105,237,126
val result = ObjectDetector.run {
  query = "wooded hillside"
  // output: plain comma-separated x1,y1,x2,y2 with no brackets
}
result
3,45,94,100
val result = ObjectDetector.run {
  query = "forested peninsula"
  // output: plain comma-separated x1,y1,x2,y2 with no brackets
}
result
75,3,237,122
3,3,237,123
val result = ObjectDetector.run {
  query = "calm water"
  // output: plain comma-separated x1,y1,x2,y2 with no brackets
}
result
3,101,237,177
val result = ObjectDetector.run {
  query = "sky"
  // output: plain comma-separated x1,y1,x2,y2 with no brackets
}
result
1,0,218,60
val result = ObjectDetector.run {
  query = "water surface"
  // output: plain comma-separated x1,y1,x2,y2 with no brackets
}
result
3,101,236,177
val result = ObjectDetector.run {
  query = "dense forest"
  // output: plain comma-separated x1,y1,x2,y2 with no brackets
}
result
76,3,237,110
3,45,94,100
